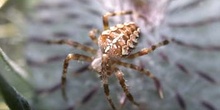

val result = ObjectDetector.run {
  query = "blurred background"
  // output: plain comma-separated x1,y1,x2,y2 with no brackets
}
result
0,0,220,110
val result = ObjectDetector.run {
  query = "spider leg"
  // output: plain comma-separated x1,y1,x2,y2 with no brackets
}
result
89,29,99,45
114,68,139,106
125,40,170,59
45,39,97,54
61,53,92,100
103,10,133,30
114,60,164,99
100,76,117,110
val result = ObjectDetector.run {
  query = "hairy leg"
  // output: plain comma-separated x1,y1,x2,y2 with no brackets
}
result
115,69,139,106
103,10,133,30
61,53,92,100
115,60,164,99
125,40,169,59
45,39,97,54
100,76,117,110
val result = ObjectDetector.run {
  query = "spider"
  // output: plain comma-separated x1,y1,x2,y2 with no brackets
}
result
46,10,170,110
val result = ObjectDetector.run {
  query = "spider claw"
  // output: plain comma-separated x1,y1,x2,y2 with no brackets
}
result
152,77,164,99
159,89,164,99
61,81,68,101
62,87,68,101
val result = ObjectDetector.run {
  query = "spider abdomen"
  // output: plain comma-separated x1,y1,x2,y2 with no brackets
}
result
98,22,140,58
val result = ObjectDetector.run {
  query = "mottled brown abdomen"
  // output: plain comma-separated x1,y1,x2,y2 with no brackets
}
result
98,22,140,58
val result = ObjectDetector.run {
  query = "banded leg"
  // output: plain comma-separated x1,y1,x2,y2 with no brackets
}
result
45,39,97,54
100,76,116,110
125,40,170,59
115,69,139,106
103,10,133,30
114,60,164,99
61,53,92,100
89,29,98,45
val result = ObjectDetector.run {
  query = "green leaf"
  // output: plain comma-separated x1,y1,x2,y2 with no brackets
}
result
0,0,27,12
0,47,32,110
0,73,31,110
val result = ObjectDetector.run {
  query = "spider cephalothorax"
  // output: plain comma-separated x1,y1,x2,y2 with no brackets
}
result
46,10,169,110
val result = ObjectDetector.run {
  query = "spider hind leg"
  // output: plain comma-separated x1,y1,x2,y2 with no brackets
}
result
103,10,133,30
126,39,170,59
61,54,92,100
115,61,164,99
115,69,140,106
100,76,117,110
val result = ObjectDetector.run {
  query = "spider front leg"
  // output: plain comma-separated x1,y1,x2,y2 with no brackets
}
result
61,53,92,100
115,68,139,107
103,10,133,30
45,39,97,54
126,39,170,59
100,76,117,110
115,61,164,99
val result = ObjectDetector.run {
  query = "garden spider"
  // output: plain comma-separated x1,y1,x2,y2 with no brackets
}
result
46,10,169,110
